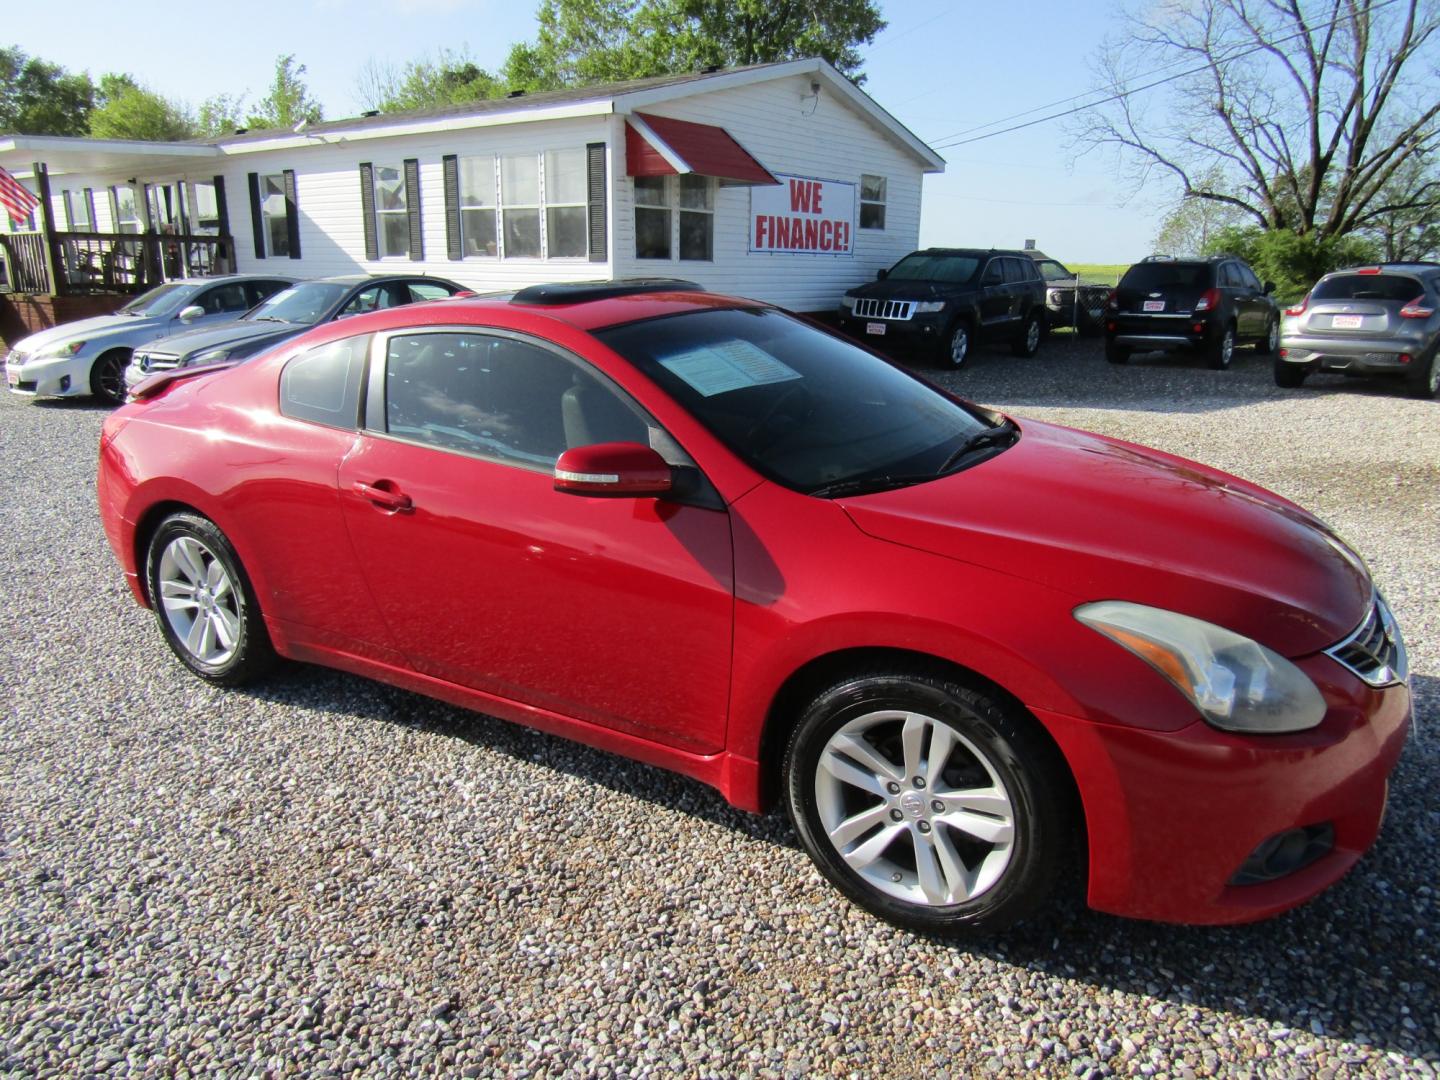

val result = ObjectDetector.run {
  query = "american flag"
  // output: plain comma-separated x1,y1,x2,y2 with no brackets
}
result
0,166,41,226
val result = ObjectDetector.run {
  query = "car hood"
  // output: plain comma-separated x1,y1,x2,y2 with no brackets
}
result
840,419,1370,657
142,319,302,358
846,278,958,301
12,313,163,355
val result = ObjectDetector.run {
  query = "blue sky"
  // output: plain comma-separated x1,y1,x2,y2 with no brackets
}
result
8,0,1167,263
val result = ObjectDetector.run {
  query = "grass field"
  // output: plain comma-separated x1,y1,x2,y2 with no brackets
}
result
1066,263,1129,285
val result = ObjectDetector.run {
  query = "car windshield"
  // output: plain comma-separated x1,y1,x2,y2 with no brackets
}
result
246,282,349,325
1312,274,1426,303
117,282,198,317
1036,260,1073,281
885,254,981,283
597,307,996,494
1120,263,1209,291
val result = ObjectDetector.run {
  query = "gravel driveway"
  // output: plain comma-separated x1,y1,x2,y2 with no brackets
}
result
1,335,1436,1078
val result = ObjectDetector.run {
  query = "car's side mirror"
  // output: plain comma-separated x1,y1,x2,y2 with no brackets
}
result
554,442,672,498
876,268,888,281
1263,281,1276,295
178,304,205,323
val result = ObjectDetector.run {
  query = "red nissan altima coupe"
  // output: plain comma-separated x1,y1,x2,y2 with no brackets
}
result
98,280,1411,934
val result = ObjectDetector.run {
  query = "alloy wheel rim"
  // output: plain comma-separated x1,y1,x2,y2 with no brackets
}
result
158,536,241,666
1026,320,1040,352
813,709,1016,907
97,357,126,402
1429,359,1439,393
1222,330,1234,367
951,327,968,366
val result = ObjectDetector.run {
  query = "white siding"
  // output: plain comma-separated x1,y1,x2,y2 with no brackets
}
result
611,73,927,310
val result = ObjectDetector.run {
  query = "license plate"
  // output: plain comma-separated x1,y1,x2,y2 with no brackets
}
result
1333,314,1363,329
865,322,886,336
5,368,18,387
1142,300,1165,312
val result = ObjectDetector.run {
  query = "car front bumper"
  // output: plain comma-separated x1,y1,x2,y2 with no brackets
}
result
1279,332,1431,375
1037,658,1411,925
836,309,949,350
4,352,93,397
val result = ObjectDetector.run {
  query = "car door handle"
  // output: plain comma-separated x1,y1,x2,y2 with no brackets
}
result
352,481,413,512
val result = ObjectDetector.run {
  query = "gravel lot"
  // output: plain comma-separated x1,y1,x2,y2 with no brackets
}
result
1,334,1436,1078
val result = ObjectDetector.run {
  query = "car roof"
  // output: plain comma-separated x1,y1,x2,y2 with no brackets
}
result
911,247,1033,258
1323,262,1440,275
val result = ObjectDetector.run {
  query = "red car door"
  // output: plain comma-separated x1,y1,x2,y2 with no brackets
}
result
336,328,735,754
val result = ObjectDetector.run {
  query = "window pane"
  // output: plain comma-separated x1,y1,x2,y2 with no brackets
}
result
547,206,588,258
545,148,587,204
198,283,250,313
408,282,455,301
678,175,712,210
459,156,494,208
503,209,541,257
267,211,290,257
502,154,539,205
635,207,671,259
380,213,409,257
462,207,497,256
634,176,668,207
280,336,366,429
679,210,712,261
860,175,887,202
191,182,219,231
859,202,886,230
375,166,406,211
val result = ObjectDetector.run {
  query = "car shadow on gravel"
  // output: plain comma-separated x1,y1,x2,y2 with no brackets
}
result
30,397,117,413
241,662,1438,1061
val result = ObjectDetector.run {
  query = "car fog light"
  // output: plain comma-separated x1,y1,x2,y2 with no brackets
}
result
60,375,71,392
1230,823,1333,885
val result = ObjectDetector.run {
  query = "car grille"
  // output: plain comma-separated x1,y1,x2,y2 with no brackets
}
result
135,352,180,373
1325,594,1407,688
853,298,916,321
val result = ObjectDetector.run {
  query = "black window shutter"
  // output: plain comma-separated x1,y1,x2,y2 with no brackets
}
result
442,154,462,260
83,188,96,230
404,158,423,261
586,142,607,262
282,169,301,259
359,163,378,261
212,176,230,236
247,172,265,258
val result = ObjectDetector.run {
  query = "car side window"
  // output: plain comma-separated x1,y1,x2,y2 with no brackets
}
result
1239,264,1263,291
1003,258,1028,284
279,335,369,429
981,260,1004,286
247,280,290,307
341,285,390,317
196,283,250,314
1219,263,1241,288
408,281,457,302
381,331,652,470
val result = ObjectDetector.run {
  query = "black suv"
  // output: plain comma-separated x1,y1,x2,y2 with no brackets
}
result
1027,251,1111,335
837,248,1047,368
1105,255,1280,369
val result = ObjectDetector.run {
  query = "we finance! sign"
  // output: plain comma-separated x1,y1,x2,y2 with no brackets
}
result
750,174,856,257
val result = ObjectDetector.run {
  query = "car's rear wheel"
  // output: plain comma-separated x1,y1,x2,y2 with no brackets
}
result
1104,340,1130,364
1255,316,1279,355
1274,360,1310,388
89,349,131,404
1410,351,1440,399
146,512,276,686
784,669,1071,935
1011,313,1043,358
939,321,972,369
1208,323,1236,370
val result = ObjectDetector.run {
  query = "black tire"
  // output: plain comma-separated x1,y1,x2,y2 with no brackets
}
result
938,320,973,369
1409,351,1439,399
783,668,1073,936
1274,360,1309,388
145,512,276,686
1207,323,1236,370
89,349,131,404
1104,340,1130,365
1255,316,1279,355
1010,313,1043,358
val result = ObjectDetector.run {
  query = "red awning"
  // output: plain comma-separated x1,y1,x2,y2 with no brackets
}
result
625,112,778,186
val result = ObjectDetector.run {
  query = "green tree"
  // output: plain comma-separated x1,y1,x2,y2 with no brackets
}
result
0,45,94,136
356,49,501,113
1203,226,1379,301
89,74,196,140
196,93,248,139
1153,167,1246,255
247,54,322,130
500,0,885,92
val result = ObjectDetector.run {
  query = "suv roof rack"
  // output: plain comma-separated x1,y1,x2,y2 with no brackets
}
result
511,279,705,306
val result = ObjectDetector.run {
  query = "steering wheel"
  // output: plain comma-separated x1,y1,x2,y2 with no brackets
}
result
744,383,813,449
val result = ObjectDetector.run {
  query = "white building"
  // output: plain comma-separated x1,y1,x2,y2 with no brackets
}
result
0,58,943,324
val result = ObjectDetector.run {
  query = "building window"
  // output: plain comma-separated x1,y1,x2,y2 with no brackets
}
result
500,154,541,259
259,174,292,255
459,155,498,257
111,186,140,234
635,176,671,259
860,175,887,230
370,165,409,258
190,181,220,233
545,148,588,259
678,176,713,261
63,190,92,231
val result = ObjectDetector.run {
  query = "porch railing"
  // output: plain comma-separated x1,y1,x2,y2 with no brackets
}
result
0,230,236,296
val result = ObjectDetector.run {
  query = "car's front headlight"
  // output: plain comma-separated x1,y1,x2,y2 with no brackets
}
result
38,340,87,359
912,301,946,314
840,296,857,311
188,348,230,367
1075,601,1326,734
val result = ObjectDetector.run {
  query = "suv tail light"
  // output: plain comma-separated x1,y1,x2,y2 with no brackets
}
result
1194,287,1221,313
1285,293,1310,317
1399,296,1434,318
1105,289,1118,312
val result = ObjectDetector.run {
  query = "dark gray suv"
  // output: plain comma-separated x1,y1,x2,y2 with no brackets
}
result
1277,263,1440,398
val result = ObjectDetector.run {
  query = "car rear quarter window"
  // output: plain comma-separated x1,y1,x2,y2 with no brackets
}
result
407,281,458,302
1312,274,1427,302
280,336,369,429
1120,263,1210,291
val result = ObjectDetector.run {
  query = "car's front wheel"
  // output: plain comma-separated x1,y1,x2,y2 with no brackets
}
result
784,668,1072,935
939,321,972,369
145,512,276,686
89,349,131,404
